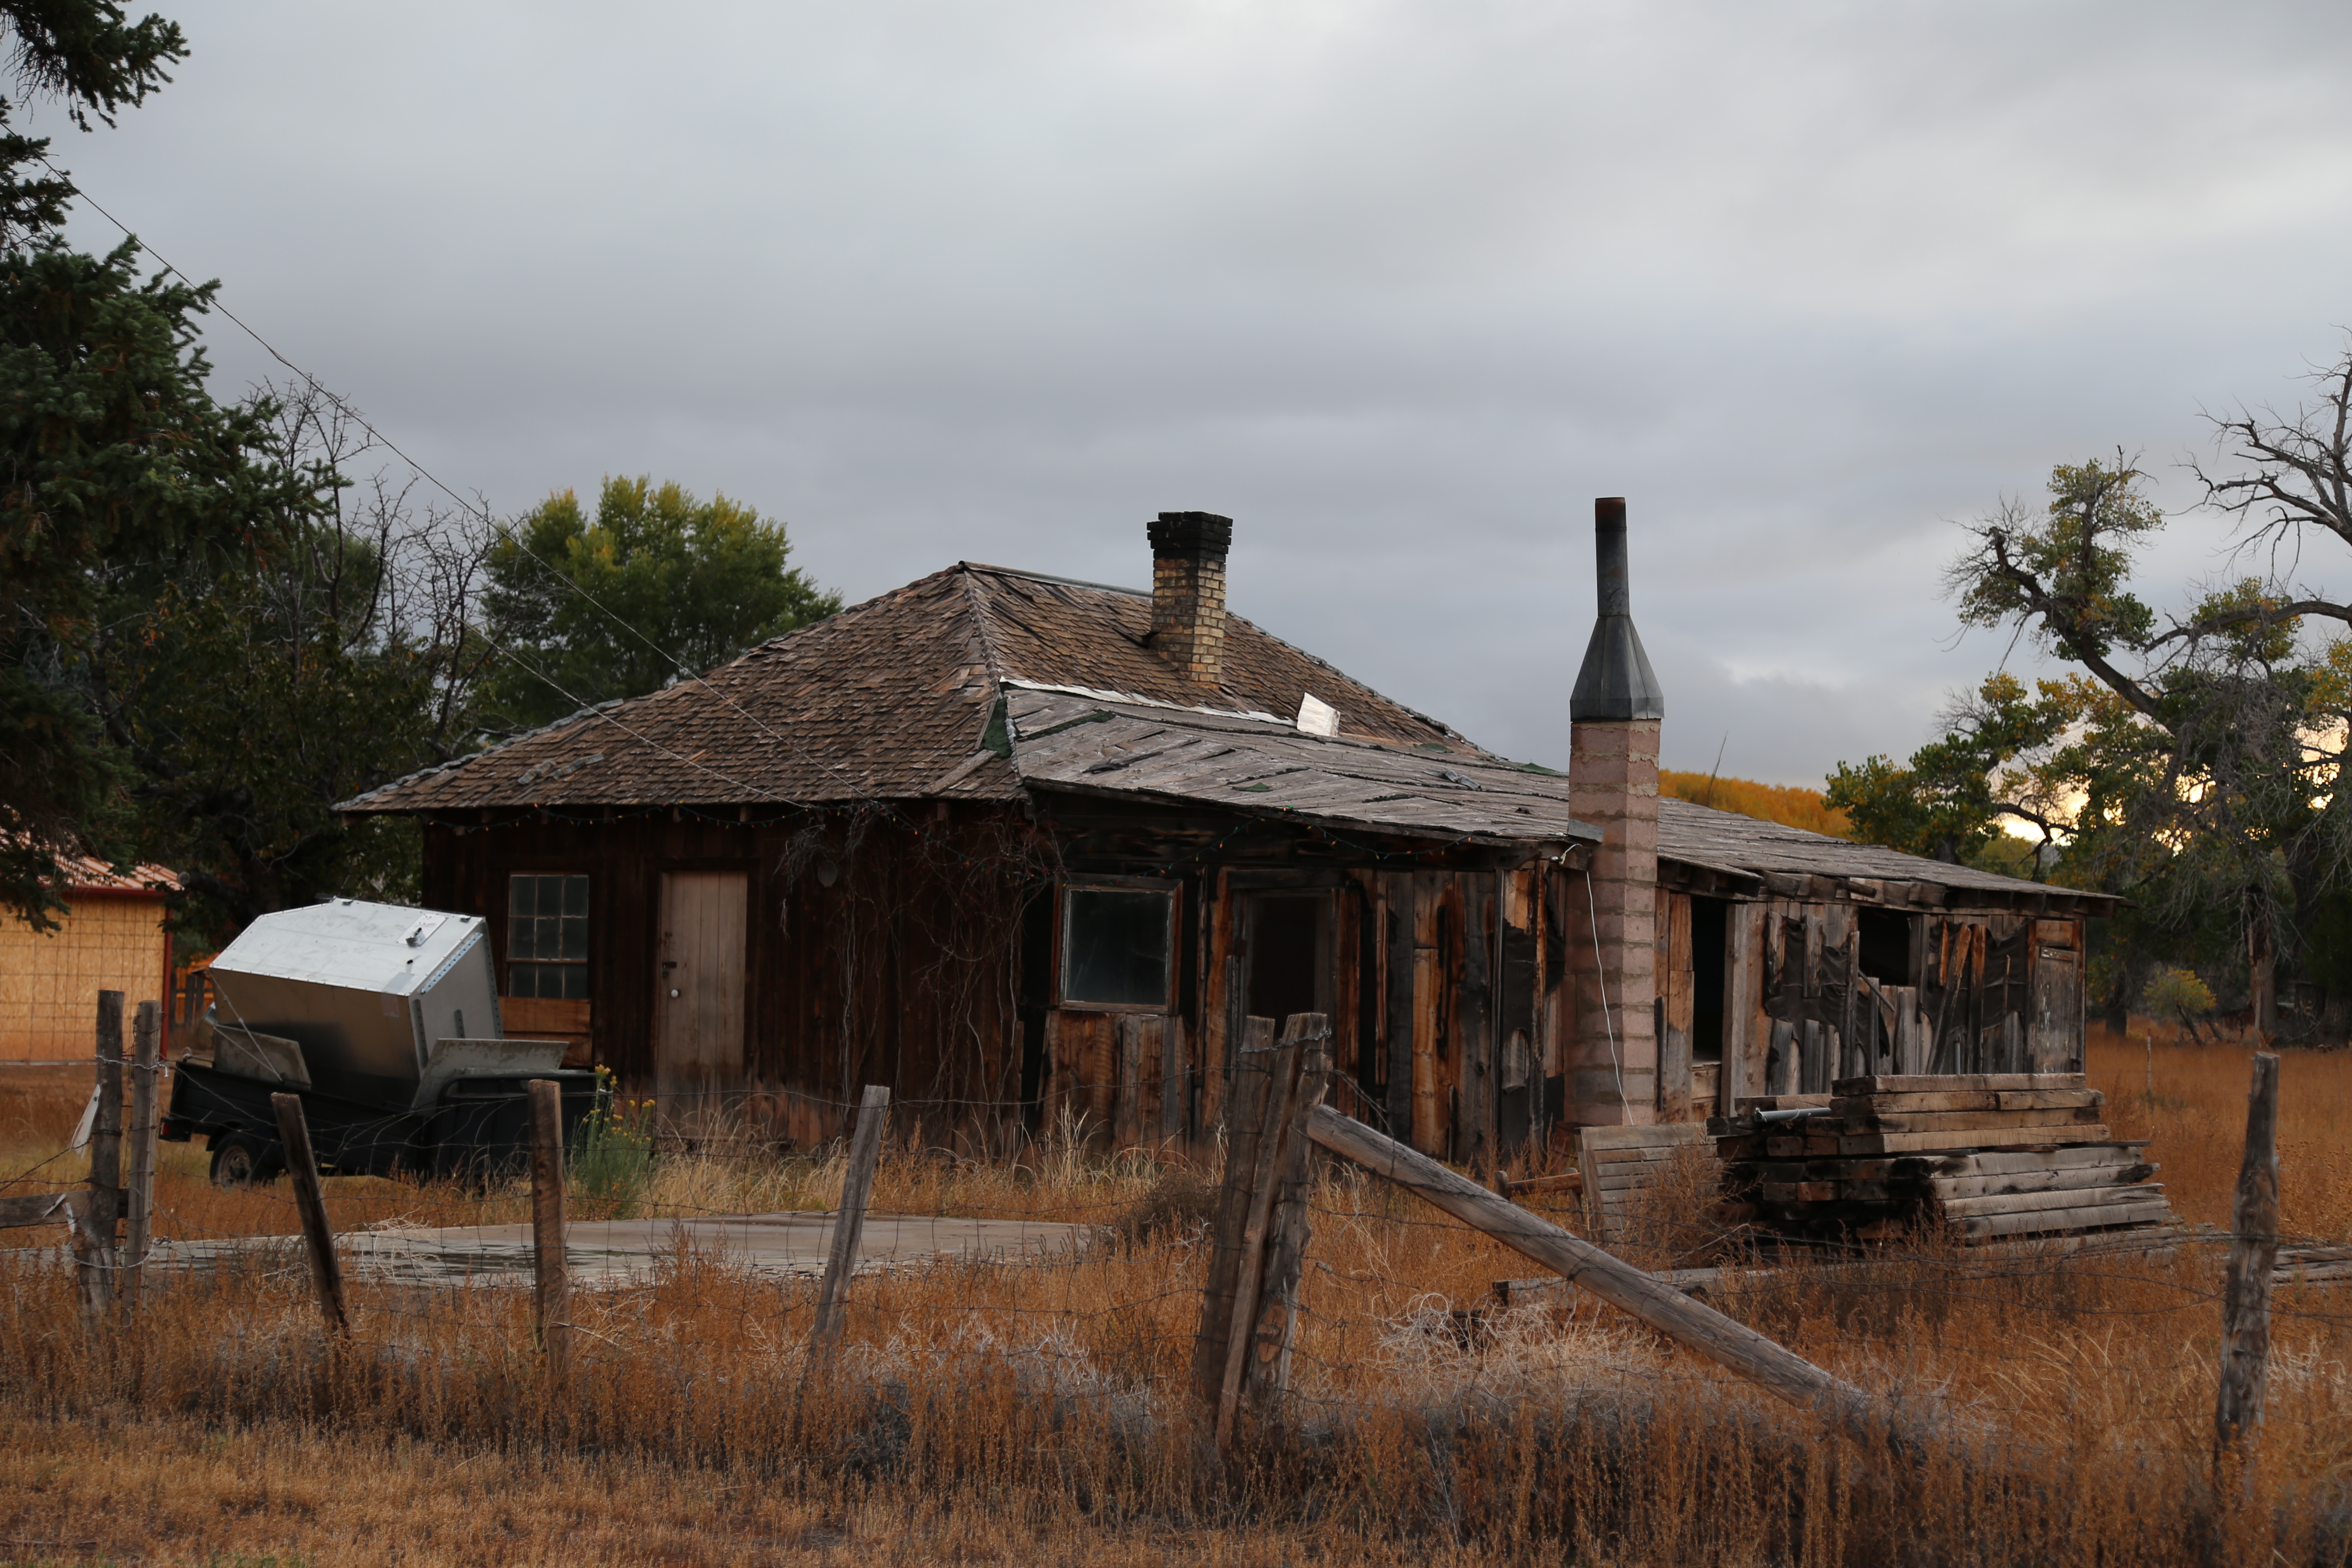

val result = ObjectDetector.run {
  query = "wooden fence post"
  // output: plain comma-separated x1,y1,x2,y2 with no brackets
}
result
1235,1015,1329,1423
1305,1101,1930,1459
1192,1013,1330,1448
528,1078,570,1373
810,1084,890,1362
123,1001,161,1309
85,990,125,1306
1191,1016,1275,1418
270,1093,347,1336
2216,1051,2281,1467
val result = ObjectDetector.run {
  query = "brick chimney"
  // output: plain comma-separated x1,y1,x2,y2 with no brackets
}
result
1568,497,1666,1125
1147,511,1232,687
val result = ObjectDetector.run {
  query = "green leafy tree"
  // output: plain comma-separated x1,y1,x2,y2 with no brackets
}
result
0,0,328,930
86,387,499,945
1826,672,2075,866
1837,423,2352,1039
480,476,839,732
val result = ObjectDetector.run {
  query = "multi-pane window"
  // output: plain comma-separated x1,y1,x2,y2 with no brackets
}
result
1059,883,1175,1009
508,874,589,998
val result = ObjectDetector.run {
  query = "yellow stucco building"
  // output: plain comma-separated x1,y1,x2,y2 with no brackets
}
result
0,858,178,1063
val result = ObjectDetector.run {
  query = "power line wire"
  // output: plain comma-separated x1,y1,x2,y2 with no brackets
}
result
42,157,897,813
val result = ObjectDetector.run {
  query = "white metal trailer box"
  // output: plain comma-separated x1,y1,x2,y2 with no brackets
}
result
206,898,503,1110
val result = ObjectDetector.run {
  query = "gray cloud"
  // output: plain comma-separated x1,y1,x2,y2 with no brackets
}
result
35,0,2352,779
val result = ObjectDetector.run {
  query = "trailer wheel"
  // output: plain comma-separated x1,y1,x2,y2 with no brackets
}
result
208,1133,280,1188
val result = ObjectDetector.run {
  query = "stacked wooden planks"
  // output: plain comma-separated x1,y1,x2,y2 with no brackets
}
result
1577,1123,1709,1245
1709,1072,2174,1244
2276,1244,2352,1286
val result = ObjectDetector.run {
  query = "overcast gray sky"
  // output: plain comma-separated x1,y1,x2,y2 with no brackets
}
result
34,1,2352,781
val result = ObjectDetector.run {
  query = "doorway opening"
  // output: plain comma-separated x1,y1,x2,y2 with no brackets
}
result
1243,893,1331,1026
1690,895,1728,1064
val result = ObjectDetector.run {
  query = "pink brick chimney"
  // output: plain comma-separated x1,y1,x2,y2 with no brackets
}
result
1567,497,1666,1124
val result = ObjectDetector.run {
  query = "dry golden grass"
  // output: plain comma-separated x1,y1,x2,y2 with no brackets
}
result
0,1026,2349,1565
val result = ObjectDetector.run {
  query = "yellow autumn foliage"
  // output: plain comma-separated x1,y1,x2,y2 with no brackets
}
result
1659,768,1853,838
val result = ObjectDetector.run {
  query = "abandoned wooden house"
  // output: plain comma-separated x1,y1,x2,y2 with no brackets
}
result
339,502,2114,1166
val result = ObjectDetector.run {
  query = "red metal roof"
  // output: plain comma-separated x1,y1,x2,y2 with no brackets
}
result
58,855,178,896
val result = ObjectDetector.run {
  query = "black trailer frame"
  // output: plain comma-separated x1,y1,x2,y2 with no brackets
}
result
162,1062,600,1186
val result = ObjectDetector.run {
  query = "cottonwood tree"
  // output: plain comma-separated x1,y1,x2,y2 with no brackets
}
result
1834,344,2352,1040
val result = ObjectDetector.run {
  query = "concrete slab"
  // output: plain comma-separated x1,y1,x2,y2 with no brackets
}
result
143,1211,1096,1288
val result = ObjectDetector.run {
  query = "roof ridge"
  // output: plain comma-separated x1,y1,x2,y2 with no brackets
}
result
959,560,1150,598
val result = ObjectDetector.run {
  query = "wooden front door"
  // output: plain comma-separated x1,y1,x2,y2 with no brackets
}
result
654,870,747,1096
2030,928,2083,1073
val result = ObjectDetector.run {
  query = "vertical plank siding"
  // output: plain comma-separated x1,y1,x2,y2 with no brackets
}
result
422,803,2091,1154
424,806,1040,1148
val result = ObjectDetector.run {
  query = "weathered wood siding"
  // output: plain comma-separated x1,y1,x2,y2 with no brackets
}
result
422,806,1035,1150
419,791,2089,1160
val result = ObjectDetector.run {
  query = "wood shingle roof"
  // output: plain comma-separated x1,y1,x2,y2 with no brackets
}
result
338,557,2109,906
339,563,1467,817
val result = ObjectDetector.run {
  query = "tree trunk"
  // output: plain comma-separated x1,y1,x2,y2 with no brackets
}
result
2248,903,2276,1044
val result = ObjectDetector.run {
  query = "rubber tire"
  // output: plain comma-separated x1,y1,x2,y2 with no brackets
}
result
208,1133,281,1189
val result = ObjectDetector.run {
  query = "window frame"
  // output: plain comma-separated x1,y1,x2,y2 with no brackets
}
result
505,872,592,1001
1054,876,1180,1014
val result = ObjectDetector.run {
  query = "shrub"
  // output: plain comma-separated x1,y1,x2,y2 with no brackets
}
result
2142,967,2217,1041
570,1068,655,1218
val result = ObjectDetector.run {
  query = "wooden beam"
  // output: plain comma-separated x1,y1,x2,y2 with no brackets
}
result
1305,1104,1928,1457
0,1191,69,1229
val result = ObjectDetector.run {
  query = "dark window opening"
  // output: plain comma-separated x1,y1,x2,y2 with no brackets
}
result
1060,884,1175,1008
1858,909,1914,986
1690,896,1728,1063
508,874,589,999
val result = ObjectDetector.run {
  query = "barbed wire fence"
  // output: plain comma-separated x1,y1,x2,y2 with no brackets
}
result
4,994,2350,1553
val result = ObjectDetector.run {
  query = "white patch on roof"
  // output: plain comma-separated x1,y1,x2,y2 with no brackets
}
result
1295,692,1339,736
999,678,1286,726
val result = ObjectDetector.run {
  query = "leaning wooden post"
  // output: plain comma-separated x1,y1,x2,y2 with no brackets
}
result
270,1093,348,1336
2215,1051,2281,1469
809,1084,891,1362
527,1078,571,1374
1213,1020,1306,1446
1232,1014,1330,1427
1305,1102,1927,1459
1191,1016,1277,1422
122,1001,162,1309
85,990,126,1305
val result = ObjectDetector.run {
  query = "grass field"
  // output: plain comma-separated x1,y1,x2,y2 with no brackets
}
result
0,1025,2347,1566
